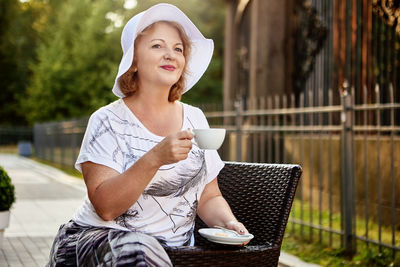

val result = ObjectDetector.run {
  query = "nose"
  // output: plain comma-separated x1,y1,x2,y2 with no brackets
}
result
163,48,176,61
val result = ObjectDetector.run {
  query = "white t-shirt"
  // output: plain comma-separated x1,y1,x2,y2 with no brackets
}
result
73,99,224,247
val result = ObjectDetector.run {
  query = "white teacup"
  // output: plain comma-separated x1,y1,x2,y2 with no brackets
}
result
192,128,226,150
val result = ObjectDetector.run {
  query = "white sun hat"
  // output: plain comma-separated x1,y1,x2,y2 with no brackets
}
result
112,3,214,98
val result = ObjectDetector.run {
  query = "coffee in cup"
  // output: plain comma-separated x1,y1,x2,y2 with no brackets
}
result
192,128,226,150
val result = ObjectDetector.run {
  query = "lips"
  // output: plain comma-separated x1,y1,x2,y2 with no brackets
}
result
161,65,176,71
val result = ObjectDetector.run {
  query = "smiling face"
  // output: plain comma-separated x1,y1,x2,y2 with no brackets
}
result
134,22,186,92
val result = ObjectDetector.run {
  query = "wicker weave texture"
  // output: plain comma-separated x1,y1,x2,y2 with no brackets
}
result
166,245,281,266
166,162,302,267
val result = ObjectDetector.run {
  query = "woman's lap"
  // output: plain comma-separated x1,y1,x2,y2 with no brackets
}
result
47,221,172,267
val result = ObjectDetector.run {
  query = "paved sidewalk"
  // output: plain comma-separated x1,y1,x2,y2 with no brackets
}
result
0,154,86,266
0,153,319,267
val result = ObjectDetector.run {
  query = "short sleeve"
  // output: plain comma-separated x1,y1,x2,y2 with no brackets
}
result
204,150,225,183
75,110,124,174
191,106,225,184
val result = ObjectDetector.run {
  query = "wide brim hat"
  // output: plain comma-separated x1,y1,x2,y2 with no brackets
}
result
112,3,214,98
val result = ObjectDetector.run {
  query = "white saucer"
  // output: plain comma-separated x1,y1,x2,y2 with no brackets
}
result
198,228,254,245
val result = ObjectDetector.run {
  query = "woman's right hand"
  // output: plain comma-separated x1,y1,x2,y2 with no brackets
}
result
150,130,194,166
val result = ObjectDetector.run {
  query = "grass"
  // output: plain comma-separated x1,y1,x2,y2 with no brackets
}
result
32,157,83,179
0,145,18,154
282,200,400,266
288,200,400,248
283,232,400,266
0,145,83,179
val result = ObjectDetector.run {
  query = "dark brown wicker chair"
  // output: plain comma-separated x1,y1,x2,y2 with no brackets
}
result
165,162,302,267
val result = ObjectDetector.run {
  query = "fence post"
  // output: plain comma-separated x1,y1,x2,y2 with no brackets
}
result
340,81,356,256
235,99,243,162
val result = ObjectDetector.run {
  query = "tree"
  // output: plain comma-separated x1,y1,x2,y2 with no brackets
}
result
24,0,226,124
24,0,121,123
0,0,44,125
0,0,19,125
178,0,226,105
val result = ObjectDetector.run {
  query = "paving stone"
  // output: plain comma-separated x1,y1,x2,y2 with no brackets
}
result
3,239,22,266
4,236,51,266
8,262,24,267
0,154,84,266
20,237,46,261
0,248,9,266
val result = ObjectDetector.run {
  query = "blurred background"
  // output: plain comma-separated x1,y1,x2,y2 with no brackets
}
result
1,0,399,265
0,0,225,125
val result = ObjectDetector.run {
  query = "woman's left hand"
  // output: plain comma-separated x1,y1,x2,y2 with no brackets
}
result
197,178,250,246
224,220,250,246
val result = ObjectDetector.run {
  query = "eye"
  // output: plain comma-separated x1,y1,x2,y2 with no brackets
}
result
152,44,161,49
175,47,183,53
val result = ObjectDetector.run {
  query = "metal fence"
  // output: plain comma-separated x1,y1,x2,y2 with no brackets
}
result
33,82,399,257
210,83,399,257
34,118,88,167
306,0,400,109
0,126,33,146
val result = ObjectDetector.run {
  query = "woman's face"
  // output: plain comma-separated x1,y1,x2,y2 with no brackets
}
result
134,22,186,90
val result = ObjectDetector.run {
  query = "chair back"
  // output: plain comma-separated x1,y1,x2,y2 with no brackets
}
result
195,162,302,247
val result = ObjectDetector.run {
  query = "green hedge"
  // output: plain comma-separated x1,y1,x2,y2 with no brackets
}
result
0,166,15,211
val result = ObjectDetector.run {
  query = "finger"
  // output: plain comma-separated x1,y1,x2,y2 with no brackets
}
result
186,128,195,138
170,141,192,154
174,145,192,156
175,149,192,161
177,130,194,140
226,221,248,235
180,139,193,149
233,224,246,235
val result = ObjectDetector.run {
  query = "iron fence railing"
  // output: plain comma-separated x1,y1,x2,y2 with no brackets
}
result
32,83,399,258
209,83,399,257
0,126,33,146
34,118,88,167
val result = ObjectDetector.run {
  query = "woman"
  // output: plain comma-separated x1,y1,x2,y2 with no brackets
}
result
47,3,248,266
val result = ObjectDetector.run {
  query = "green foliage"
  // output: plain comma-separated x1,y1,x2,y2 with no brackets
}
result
182,32,224,105
0,0,226,124
24,0,120,123
0,166,15,211
0,0,19,125
282,199,400,266
0,0,44,125
283,230,400,266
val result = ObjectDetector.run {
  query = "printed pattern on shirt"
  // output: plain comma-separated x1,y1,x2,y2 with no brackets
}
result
75,99,222,246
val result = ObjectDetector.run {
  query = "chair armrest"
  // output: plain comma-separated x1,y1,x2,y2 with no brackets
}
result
165,244,281,267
